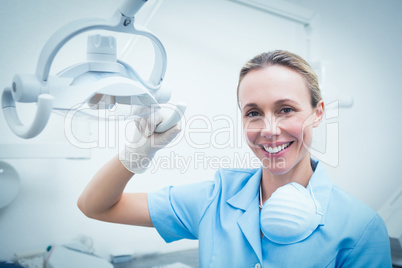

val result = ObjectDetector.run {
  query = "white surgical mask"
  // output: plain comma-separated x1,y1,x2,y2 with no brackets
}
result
260,182,322,244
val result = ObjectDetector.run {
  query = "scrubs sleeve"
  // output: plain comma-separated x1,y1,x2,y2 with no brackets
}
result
147,179,219,243
341,213,392,267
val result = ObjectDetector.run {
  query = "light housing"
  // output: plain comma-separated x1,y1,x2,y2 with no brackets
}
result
2,0,185,139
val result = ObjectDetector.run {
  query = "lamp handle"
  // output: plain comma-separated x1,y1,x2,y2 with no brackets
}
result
2,88,54,139
118,0,147,18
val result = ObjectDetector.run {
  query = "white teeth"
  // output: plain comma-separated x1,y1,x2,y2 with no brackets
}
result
263,142,291,154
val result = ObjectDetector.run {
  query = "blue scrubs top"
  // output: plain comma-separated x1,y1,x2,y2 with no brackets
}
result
148,160,392,267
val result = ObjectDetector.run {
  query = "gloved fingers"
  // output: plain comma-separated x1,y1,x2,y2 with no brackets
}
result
135,116,145,133
132,105,155,130
131,105,153,117
153,123,182,147
134,110,163,136
144,110,164,137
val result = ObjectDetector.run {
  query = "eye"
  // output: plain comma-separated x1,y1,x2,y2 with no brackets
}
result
280,107,294,114
245,111,260,117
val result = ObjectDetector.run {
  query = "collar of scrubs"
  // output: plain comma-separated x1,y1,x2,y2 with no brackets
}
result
306,159,333,226
226,159,333,263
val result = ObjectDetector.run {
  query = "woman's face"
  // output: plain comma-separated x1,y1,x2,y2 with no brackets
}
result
238,65,323,176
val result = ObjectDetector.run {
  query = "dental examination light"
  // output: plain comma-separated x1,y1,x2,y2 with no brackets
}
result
1,0,186,139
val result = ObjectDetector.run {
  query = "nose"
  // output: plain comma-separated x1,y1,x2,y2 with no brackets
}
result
261,116,281,139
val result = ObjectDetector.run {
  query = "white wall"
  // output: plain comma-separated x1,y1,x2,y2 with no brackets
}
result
307,0,402,211
0,0,401,262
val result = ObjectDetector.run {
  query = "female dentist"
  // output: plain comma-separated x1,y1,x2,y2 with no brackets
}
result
78,50,392,267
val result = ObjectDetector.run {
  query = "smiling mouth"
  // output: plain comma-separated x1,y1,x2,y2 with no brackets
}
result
262,141,293,154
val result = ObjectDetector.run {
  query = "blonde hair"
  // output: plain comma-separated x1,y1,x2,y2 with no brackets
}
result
237,50,321,107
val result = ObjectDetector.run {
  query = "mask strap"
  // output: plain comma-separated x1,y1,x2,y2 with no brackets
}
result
308,184,323,216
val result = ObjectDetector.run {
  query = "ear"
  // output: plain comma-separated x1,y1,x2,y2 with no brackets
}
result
312,100,324,128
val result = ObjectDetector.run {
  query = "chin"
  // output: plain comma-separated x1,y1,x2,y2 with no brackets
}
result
260,157,289,175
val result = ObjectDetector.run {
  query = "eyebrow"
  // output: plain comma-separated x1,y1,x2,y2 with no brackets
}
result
242,98,298,110
274,98,298,105
242,103,258,109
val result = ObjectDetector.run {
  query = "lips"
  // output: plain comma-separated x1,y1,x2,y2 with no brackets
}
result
262,141,293,154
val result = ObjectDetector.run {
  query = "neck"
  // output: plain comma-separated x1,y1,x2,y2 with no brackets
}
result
260,155,313,203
